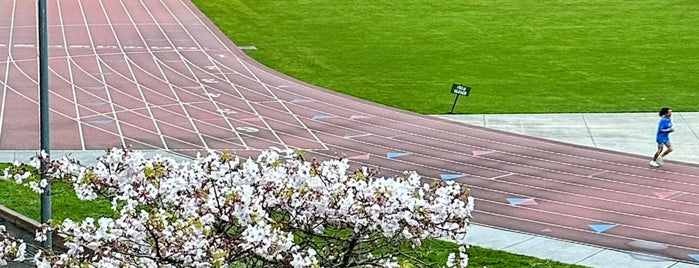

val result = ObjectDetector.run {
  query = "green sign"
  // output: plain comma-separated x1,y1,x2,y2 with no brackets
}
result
451,83,471,96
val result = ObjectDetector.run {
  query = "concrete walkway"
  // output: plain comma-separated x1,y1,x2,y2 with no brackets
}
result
1,112,698,268
436,112,699,165
437,112,699,268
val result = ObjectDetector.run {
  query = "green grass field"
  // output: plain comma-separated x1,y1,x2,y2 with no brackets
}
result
191,0,699,114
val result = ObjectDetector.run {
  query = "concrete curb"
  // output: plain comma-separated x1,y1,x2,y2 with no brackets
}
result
0,204,65,249
0,204,40,236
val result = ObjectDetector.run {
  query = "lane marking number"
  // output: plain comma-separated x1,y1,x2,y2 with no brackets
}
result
217,108,236,114
235,126,258,133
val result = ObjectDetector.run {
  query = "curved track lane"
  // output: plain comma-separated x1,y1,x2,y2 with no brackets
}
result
2,0,699,264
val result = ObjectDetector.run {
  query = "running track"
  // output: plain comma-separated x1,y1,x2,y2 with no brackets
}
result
2,0,699,264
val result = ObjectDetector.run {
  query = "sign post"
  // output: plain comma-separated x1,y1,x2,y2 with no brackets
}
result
38,0,52,249
448,83,471,114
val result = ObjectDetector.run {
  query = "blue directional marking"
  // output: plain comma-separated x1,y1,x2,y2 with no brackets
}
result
386,152,411,159
440,173,464,181
88,119,113,125
507,197,528,205
588,223,616,233
291,98,312,103
312,114,332,120
689,254,699,262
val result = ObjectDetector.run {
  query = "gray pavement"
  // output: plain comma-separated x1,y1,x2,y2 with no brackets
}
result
1,112,698,267
438,112,699,268
436,112,699,165
0,149,191,167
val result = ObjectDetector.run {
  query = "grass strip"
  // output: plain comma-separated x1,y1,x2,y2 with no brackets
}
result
0,163,113,224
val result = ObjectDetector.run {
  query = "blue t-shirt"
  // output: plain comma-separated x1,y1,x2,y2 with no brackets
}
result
656,117,673,143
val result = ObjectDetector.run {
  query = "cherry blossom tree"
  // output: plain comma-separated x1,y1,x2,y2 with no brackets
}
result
1,147,473,267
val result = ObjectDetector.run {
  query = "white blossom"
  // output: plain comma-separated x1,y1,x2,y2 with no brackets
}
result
1,147,473,267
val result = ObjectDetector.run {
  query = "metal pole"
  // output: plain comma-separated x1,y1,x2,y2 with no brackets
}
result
38,0,52,249
448,95,460,114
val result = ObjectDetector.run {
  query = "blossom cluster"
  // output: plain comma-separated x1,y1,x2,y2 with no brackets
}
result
1,148,474,267
0,226,26,266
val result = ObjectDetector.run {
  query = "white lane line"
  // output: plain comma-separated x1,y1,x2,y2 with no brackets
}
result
168,0,699,250
42,67,210,151
156,0,269,149
95,45,119,49
31,0,699,209
0,56,10,140
77,0,126,148
78,101,208,121
0,0,18,142
317,122,699,233
253,93,699,202
73,7,278,151
318,128,699,242
149,3,699,216
472,180,699,240
235,56,327,150
217,54,671,181
149,46,172,50
160,0,699,191
172,0,326,150
1,0,179,153
2,0,207,152
179,56,249,149
138,0,251,149
55,5,245,151
16,50,699,241
163,0,313,150
57,0,86,150
588,170,607,177
174,0,665,177
475,206,698,252
138,2,283,149
488,173,514,181
97,0,168,150
175,8,452,154
6,44,190,50
136,0,286,150
119,0,210,150
0,80,179,151
68,45,91,49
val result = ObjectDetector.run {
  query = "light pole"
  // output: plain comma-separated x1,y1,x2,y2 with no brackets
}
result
38,0,52,249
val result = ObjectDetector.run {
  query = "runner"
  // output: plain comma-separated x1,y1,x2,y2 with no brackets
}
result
649,107,674,167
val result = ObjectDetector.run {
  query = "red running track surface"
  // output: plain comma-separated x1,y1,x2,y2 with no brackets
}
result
1,0,699,264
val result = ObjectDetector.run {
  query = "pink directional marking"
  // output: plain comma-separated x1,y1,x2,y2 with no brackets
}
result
348,154,370,160
653,191,681,199
518,199,538,206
